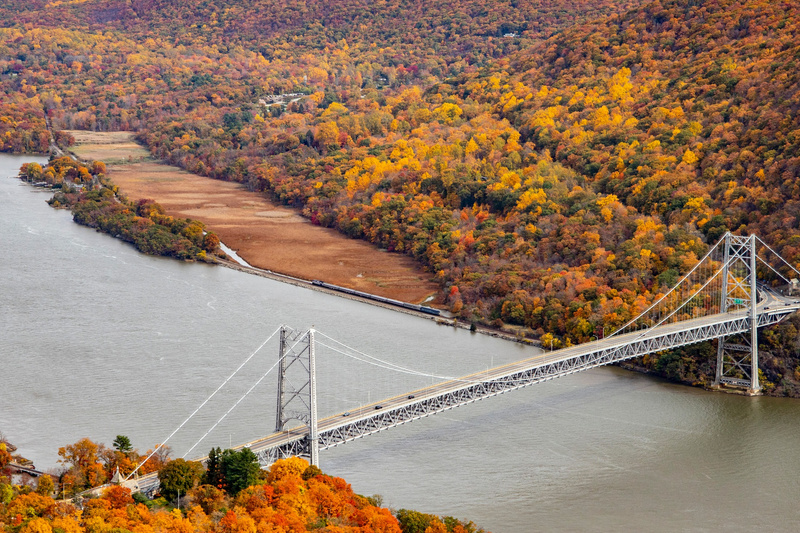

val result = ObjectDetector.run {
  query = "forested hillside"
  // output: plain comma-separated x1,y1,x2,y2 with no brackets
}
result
1,0,639,74
2,0,800,393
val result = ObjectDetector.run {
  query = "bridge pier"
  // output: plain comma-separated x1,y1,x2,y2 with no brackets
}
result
714,233,760,393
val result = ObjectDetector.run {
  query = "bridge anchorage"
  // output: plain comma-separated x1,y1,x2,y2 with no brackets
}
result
122,232,800,495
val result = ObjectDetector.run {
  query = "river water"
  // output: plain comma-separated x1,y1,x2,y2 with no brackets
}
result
2,153,800,532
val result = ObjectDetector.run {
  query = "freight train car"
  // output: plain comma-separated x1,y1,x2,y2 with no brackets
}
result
311,280,441,316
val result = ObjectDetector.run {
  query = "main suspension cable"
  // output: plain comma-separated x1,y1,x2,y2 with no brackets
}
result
756,236,800,278
610,232,727,338
182,329,311,458
316,336,547,388
124,325,283,480
316,339,456,381
315,330,437,376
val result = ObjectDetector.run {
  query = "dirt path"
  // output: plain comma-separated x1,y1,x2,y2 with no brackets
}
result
64,131,441,304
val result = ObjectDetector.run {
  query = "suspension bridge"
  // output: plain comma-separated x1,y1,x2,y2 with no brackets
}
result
122,233,800,496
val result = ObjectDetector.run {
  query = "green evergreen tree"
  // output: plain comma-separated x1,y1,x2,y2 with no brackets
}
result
204,447,224,488
112,435,132,455
219,448,260,495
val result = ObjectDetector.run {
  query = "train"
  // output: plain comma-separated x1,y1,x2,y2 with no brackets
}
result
311,280,441,316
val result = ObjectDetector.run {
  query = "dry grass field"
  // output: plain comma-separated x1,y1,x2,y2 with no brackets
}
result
67,131,440,304
64,130,152,164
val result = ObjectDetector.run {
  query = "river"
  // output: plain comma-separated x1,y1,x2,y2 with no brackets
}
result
2,153,799,532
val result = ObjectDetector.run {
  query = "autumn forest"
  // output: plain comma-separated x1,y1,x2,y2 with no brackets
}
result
1,0,800,427
4,0,800,530
0,434,480,533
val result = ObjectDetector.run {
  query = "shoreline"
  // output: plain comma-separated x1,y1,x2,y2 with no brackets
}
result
40,130,442,307
9,151,767,397
8,146,537,349
213,255,542,348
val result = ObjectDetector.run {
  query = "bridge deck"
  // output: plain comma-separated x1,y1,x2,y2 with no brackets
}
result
240,292,800,465
125,293,799,495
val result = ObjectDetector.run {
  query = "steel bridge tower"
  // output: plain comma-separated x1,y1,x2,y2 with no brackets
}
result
275,327,319,465
714,233,760,393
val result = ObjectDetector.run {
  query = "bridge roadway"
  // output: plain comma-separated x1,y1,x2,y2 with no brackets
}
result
125,291,799,495
240,290,800,464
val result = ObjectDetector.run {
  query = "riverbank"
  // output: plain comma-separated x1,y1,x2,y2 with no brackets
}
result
215,255,541,346
12,136,535,347
50,131,547,345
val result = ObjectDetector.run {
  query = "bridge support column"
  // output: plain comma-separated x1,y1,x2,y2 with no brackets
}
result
714,234,760,393
308,330,319,466
275,327,319,465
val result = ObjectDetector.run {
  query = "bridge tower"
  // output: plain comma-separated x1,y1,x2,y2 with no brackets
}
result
714,233,760,393
275,327,319,465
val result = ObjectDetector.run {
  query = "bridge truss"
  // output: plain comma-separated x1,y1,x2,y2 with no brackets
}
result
246,303,797,467
243,231,800,467
123,232,800,494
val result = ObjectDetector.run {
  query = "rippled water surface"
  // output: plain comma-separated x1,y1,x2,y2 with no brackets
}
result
2,154,800,532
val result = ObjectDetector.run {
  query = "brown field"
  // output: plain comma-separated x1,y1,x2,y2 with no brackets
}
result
68,131,440,304
64,130,152,164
